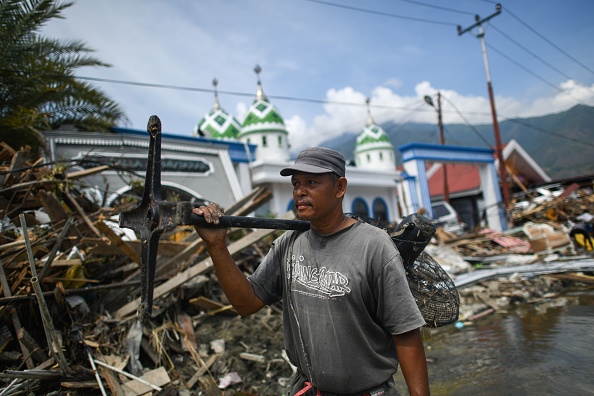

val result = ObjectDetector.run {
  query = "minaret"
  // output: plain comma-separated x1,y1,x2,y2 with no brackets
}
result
238,65,290,162
193,78,241,140
354,98,396,170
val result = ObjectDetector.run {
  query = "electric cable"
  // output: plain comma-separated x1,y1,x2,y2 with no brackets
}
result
301,0,457,26
485,43,588,105
497,115,594,148
0,68,424,113
501,5,594,76
440,96,493,148
490,24,594,96
396,0,475,15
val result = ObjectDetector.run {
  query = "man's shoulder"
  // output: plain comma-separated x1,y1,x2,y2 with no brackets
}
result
272,229,302,248
353,219,390,237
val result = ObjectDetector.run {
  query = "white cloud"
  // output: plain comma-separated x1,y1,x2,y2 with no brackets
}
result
525,80,594,117
39,1,594,150
283,79,594,152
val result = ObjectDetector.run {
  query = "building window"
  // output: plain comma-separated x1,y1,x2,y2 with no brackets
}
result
366,153,371,163
373,198,388,222
379,152,384,161
352,198,369,219
278,135,283,147
262,135,267,147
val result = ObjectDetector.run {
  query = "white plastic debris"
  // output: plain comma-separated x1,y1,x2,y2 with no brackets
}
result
210,339,225,354
218,372,242,389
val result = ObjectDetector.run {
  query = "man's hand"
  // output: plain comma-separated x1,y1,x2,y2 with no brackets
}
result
192,203,227,246
191,202,265,316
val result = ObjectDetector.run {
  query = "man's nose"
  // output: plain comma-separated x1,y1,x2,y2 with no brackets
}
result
294,185,306,196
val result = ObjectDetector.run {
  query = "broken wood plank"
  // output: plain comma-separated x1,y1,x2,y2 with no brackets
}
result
197,375,222,396
546,273,594,284
95,220,142,265
63,190,102,238
188,296,236,312
114,223,284,319
65,165,110,180
177,311,197,351
186,354,218,389
83,238,190,257
94,360,163,392
0,257,35,369
121,366,169,395
98,365,126,396
60,381,99,389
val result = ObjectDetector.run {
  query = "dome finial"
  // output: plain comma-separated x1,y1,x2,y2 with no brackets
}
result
366,97,375,126
254,64,266,101
212,78,221,110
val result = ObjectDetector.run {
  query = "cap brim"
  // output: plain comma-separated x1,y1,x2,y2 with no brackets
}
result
280,164,335,176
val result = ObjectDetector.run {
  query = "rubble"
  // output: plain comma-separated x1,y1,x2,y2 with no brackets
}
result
1,143,593,395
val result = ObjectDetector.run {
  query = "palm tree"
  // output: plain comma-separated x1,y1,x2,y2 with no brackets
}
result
0,0,128,155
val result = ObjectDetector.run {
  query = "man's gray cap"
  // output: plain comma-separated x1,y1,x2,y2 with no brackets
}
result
280,147,346,177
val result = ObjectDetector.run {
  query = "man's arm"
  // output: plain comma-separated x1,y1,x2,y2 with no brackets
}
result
193,205,265,316
393,328,430,396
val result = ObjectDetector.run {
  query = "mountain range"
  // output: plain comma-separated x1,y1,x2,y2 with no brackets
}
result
320,104,594,181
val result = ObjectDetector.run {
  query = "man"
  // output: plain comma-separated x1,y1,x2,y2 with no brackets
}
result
193,147,430,396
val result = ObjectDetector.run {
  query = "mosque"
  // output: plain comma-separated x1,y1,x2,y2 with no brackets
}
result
44,67,535,232
191,67,402,224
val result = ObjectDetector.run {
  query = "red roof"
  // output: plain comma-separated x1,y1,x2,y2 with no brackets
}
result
428,163,481,197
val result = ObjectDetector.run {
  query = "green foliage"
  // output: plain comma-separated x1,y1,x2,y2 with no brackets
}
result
0,0,128,155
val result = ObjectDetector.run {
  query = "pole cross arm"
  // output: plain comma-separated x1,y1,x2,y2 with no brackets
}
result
119,115,309,322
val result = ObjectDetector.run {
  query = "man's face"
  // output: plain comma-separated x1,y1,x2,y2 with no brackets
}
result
290,171,343,221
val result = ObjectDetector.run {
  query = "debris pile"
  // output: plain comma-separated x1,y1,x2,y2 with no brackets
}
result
0,142,295,395
1,142,593,395
434,182,594,259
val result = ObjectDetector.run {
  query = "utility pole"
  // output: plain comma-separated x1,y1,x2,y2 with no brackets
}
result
424,92,449,203
458,3,510,216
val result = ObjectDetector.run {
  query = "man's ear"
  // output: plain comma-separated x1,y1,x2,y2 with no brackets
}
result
335,177,347,199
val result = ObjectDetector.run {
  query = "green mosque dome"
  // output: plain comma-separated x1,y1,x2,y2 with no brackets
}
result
354,98,395,169
194,79,241,140
238,65,288,139
354,104,393,154
356,123,392,147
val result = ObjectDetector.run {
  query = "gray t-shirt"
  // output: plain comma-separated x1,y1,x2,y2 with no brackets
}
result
248,220,426,394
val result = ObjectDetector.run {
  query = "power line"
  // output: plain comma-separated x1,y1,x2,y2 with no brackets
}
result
498,115,594,148
490,25,573,81
440,96,493,148
399,0,474,16
490,23,594,96
302,0,457,26
485,43,589,104
0,68,424,113
75,74,430,112
439,95,594,149
502,5,594,76
396,0,476,16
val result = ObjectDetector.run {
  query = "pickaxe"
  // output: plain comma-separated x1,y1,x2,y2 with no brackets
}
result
119,116,438,323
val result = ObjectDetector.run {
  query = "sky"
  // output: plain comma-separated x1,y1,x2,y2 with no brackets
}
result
41,0,594,152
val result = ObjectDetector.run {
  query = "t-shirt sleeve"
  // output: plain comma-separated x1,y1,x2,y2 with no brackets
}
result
375,247,427,334
247,232,290,305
